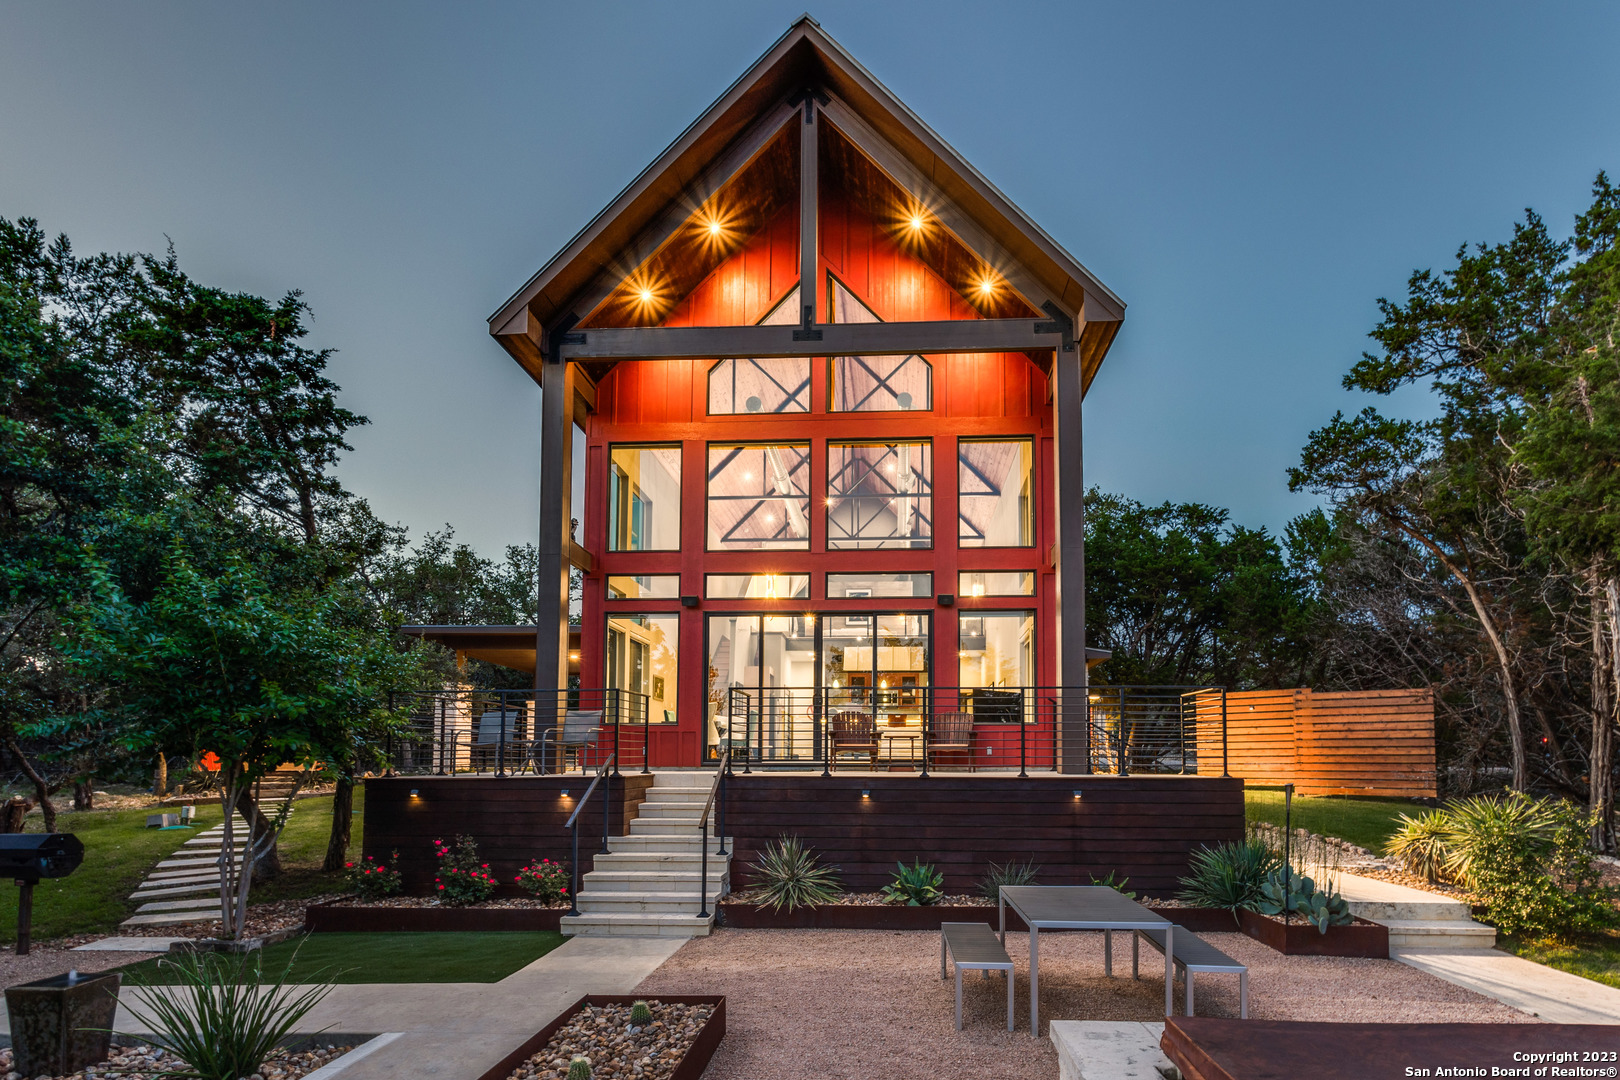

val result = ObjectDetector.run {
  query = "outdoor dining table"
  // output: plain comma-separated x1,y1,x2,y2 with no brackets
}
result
998,885,1174,1033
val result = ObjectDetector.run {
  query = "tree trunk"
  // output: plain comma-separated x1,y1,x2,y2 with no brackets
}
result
1597,575,1620,851
71,778,94,812
6,738,57,833
153,754,168,799
1,797,32,833
238,786,284,882
321,774,355,873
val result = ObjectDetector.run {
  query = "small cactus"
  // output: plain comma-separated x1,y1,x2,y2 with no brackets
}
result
568,1055,592,1080
629,999,653,1026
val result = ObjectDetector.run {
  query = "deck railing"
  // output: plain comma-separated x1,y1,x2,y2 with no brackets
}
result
715,685,1229,776
381,684,1229,777
383,688,655,776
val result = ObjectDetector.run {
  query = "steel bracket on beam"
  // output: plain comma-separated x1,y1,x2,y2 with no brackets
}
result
1036,302,1075,353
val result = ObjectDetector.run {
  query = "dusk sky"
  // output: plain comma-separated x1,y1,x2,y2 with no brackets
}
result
4,2,1616,557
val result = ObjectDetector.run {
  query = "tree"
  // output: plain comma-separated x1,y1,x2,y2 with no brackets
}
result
58,547,417,938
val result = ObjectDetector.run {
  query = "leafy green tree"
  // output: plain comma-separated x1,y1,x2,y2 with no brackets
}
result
59,546,418,938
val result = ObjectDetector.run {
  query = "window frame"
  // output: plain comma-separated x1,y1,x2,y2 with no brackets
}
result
607,443,682,553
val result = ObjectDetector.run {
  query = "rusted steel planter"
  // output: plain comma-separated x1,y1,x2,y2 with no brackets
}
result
304,899,564,933
474,995,725,1080
1237,910,1388,957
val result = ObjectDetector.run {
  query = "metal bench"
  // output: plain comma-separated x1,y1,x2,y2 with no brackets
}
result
1132,925,1248,1018
941,921,1014,1031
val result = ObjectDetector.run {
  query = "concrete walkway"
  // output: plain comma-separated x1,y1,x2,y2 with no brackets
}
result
1395,948,1620,1025
6,936,686,1080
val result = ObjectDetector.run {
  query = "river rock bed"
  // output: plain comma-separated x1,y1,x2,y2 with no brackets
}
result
0,1041,352,1079
505,1000,713,1080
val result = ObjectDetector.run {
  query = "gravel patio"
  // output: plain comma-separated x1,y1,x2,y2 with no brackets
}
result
632,928,1536,1080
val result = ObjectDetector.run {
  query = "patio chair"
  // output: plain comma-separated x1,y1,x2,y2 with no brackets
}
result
470,709,522,772
927,710,976,772
828,711,878,771
537,709,602,773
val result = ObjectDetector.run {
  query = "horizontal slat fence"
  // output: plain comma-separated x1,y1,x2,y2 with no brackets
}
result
1200,688,1436,797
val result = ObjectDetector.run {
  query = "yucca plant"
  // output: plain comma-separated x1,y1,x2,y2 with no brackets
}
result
119,948,333,1080
1385,810,1453,883
748,835,843,911
1441,793,1556,885
978,858,1041,901
882,860,944,906
1177,839,1281,920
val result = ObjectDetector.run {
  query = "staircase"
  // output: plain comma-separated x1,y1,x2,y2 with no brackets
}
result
560,772,731,939
1336,872,1496,950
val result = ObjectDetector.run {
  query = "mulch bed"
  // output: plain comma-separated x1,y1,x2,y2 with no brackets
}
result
336,895,569,909
110,895,346,940
0,1041,352,1080
501,1000,714,1080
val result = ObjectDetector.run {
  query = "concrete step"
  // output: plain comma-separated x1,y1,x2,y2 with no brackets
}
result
591,852,731,873
1383,920,1497,949
559,912,715,939
607,835,733,854
647,772,716,788
144,869,225,884
628,819,707,835
637,804,714,819
1345,898,1473,923
577,870,728,892
154,858,223,871
121,910,222,928
575,891,719,915
130,881,223,900
641,789,712,803
134,897,222,913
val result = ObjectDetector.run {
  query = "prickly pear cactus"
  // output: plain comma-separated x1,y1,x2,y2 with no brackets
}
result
1254,868,1355,933
568,1055,592,1080
630,1000,653,1026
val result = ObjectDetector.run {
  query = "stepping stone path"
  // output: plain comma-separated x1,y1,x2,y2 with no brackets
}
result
118,773,300,930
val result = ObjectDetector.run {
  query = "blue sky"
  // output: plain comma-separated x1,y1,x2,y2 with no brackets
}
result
3,2,1616,555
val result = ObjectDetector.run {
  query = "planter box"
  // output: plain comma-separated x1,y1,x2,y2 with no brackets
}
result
1238,910,1388,958
4,971,120,1077
474,995,725,1080
305,900,564,933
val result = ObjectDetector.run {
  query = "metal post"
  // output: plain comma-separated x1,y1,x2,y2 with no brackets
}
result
820,688,832,777
613,698,622,777
1118,688,1128,777
699,808,711,919
1282,783,1293,926
1179,692,1187,775
568,818,581,918
15,881,33,956
1019,688,1028,778
497,693,507,777
602,768,611,854
919,690,930,778
742,696,752,775
1221,688,1230,777
641,690,651,774
716,769,728,856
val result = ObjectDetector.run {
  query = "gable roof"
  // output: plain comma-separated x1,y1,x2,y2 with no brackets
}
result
491,15,1124,387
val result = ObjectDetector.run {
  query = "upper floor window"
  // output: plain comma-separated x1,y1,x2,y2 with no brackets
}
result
707,288,810,415
608,444,681,551
827,440,932,550
706,442,811,551
828,277,931,412
959,439,1033,548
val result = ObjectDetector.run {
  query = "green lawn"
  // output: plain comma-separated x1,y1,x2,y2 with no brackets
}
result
1244,788,1424,853
1499,931,1620,990
0,788,363,944
123,931,565,984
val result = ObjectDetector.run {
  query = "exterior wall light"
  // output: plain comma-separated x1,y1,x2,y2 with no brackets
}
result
409,789,419,798
1072,789,1083,800
561,789,571,798
861,789,871,799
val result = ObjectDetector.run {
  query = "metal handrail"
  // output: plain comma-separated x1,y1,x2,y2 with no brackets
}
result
696,765,728,919
564,753,615,918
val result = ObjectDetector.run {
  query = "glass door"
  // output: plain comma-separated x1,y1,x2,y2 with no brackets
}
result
705,613,817,762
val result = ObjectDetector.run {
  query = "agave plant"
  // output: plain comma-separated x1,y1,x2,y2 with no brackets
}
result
1177,839,1281,919
1255,868,1354,934
119,948,334,1080
882,860,944,906
1385,810,1453,883
748,835,843,911
977,858,1041,902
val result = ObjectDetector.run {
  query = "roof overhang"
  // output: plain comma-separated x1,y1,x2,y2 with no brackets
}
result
489,15,1123,390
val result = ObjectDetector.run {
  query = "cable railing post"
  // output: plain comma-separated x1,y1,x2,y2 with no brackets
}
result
1118,687,1129,777
602,763,611,854
568,809,581,918
1221,687,1230,777
716,766,728,856
918,688,930,778
1180,691,1189,775
641,690,651,774
1017,693,1030,777
613,694,622,777
820,687,832,777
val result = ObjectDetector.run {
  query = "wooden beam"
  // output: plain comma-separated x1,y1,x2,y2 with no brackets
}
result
819,95,1063,317
1053,303,1088,774
799,97,820,336
557,317,1062,361
534,342,571,693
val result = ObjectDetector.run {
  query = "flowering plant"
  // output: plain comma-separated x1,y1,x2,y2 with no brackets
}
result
515,858,570,904
344,851,403,900
434,835,497,906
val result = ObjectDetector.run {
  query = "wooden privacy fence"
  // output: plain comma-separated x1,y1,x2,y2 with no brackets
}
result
1198,688,1436,797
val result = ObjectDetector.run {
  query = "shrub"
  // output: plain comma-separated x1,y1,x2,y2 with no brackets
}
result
434,835,497,906
515,858,571,904
1178,839,1281,918
344,851,402,901
120,948,333,1080
1255,868,1354,934
748,835,843,911
1445,793,1616,939
1089,870,1137,899
1386,812,1452,883
978,858,1041,902
882,860,944,906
